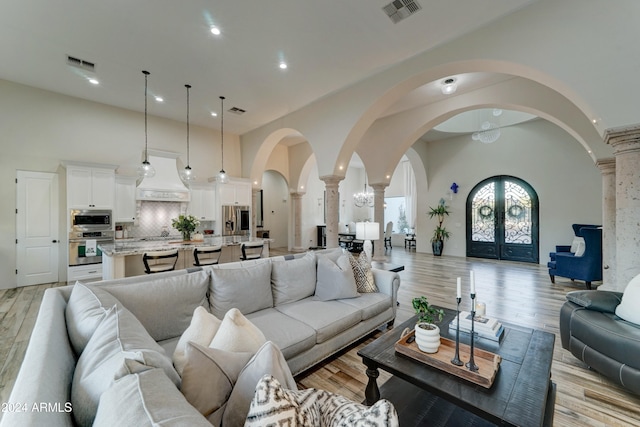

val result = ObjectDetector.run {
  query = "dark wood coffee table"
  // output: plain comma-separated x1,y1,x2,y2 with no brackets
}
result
358,309,555,427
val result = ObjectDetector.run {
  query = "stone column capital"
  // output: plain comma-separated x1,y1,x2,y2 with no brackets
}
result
290,191,304,199
596,157,615,174
320,175,344,187
605,124,640,155
369,183,388,193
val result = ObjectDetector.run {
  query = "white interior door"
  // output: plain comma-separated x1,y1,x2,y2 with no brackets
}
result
16,171,60,287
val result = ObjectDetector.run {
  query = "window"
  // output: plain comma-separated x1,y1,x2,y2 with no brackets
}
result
384,196,410,233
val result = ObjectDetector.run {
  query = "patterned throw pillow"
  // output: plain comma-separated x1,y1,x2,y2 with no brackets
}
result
245,375,398,427
348,252,378,293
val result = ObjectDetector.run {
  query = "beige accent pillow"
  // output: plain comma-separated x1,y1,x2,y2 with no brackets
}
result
209,308,266,353
180,342,253,423
315,253,359,301
348,251,378,293
93,368,211,427
615,273,640,326
173,306,222,375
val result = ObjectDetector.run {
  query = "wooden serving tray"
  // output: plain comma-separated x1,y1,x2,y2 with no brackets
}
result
395,330,501,388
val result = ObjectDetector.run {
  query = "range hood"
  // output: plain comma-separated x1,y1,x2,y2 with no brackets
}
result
136,151,190,202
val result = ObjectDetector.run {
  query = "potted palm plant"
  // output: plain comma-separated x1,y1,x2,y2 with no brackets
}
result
412,296,445,353
428,201,451,256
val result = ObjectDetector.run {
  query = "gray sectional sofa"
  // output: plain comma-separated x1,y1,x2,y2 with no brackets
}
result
1,248,400,426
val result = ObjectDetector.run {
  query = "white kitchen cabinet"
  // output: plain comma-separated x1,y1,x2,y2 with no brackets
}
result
217,180,251,206
67,165,115,209
67,264,103,283
189,186,216,221
115,176,137,222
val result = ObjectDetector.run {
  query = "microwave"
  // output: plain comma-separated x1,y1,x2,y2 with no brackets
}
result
70,209,113,232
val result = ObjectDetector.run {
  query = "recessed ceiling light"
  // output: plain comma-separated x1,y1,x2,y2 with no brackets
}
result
441,77,457,95
211,112,218,117
155,96,164,102
210,26,221,35
279,62,288,70
88,78,99,85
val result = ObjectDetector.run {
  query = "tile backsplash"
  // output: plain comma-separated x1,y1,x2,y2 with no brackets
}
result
118,201,213,238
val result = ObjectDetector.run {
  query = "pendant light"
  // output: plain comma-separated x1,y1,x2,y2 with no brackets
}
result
180,84,196,183
217,95,229,184
137,70,155,178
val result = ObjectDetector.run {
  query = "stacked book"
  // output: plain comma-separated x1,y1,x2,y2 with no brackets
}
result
449,311,504,342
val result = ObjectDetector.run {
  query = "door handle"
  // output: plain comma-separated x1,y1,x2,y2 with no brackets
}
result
52,240,58,243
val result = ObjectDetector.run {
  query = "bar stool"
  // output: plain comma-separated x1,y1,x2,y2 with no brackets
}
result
143,249,179,274
193,245,222,266
240,241,264,260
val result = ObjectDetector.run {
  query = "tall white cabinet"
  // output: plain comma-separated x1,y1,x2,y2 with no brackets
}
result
115,176,137,222
189,185,216,221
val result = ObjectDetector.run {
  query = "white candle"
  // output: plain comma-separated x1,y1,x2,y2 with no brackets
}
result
470,270,475,295
456,277,461,299
476,302,486,317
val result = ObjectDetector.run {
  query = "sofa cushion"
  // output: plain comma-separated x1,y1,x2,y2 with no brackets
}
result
315,253,359,301
223,341,297,427
275,298,361,343
209,308,267,353
71,305,180,427
173,306,221,375
246,308,317,358
65,281,121,355
209,259,273,317
100,270,210,342
615,273,640,326
181,342,253,424
338,292,390,320
271,251,317,305
93,368,210,427
348,252,378,293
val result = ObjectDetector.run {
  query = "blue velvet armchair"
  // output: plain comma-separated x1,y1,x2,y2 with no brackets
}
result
548,224,602,290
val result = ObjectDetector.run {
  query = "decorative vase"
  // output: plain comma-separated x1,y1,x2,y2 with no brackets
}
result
182,231,192,241
414,323,441,353
432,239,444,256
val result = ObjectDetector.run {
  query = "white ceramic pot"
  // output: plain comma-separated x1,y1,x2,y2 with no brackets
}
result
414,323,441,353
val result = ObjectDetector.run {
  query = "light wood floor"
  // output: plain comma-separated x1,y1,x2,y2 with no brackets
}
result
1,249,639,426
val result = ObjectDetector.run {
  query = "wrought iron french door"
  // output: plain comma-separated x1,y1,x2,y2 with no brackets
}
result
466,176,539,263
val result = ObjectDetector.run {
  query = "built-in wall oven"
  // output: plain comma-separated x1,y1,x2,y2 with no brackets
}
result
68,210,114,267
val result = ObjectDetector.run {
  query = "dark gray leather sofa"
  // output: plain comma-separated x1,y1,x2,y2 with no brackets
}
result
560,290,640,395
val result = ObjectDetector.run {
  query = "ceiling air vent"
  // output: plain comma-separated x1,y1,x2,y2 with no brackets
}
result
382,0,422,24
228,107,246,115
66,55,96,72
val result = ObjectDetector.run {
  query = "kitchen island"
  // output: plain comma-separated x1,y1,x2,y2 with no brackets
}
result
99,236,270,280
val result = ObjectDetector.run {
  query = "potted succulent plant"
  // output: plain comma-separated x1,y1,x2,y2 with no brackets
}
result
428,201,451,256
171,214,200,242
412,296,445,353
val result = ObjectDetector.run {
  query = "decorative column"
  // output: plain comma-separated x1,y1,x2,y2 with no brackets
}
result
605,125,640,291
370,183,388,261
252,188,260,237
596,158,616,291
290,192,305,252
321,175,343,248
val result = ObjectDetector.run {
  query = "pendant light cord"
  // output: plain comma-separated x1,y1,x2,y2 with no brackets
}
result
185,84,191,166
220,96,225,171
143,70,150,162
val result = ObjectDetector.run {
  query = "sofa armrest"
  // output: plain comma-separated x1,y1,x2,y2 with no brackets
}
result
0,289,76,427
565,290,623,313
371,268,400,315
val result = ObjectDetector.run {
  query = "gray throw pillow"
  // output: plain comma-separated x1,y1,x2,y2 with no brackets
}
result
271,251,317,305
93,368,211,427
209,260,273,318
315,253,359,301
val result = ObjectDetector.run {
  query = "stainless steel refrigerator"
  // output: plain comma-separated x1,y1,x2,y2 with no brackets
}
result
221,205,250,236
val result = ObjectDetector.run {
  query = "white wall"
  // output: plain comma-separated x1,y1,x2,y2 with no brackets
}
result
0,79,242,289
419,119,602,261
261,170,289,248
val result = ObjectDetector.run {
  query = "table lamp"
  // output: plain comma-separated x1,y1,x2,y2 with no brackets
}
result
356,221,379,264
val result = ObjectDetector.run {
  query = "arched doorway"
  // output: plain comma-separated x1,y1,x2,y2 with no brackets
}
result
466,176,539,263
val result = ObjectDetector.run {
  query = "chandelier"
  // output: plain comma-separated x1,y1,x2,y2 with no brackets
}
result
471,109,502,144
353,180,374,208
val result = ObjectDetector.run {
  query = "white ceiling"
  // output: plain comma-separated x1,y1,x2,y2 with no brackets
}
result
0,0,537,135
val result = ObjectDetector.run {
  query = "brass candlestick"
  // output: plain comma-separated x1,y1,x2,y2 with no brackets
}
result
451,297,463,366
466,293,479,372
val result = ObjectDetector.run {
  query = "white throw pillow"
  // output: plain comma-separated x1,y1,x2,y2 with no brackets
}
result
570,236,585,253
173,306,222,375
209,308,267,353
315,253,359,301
615,273,640,326
574,239,586,257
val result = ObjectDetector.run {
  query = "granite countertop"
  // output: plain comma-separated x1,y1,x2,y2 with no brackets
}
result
99,236,269,256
